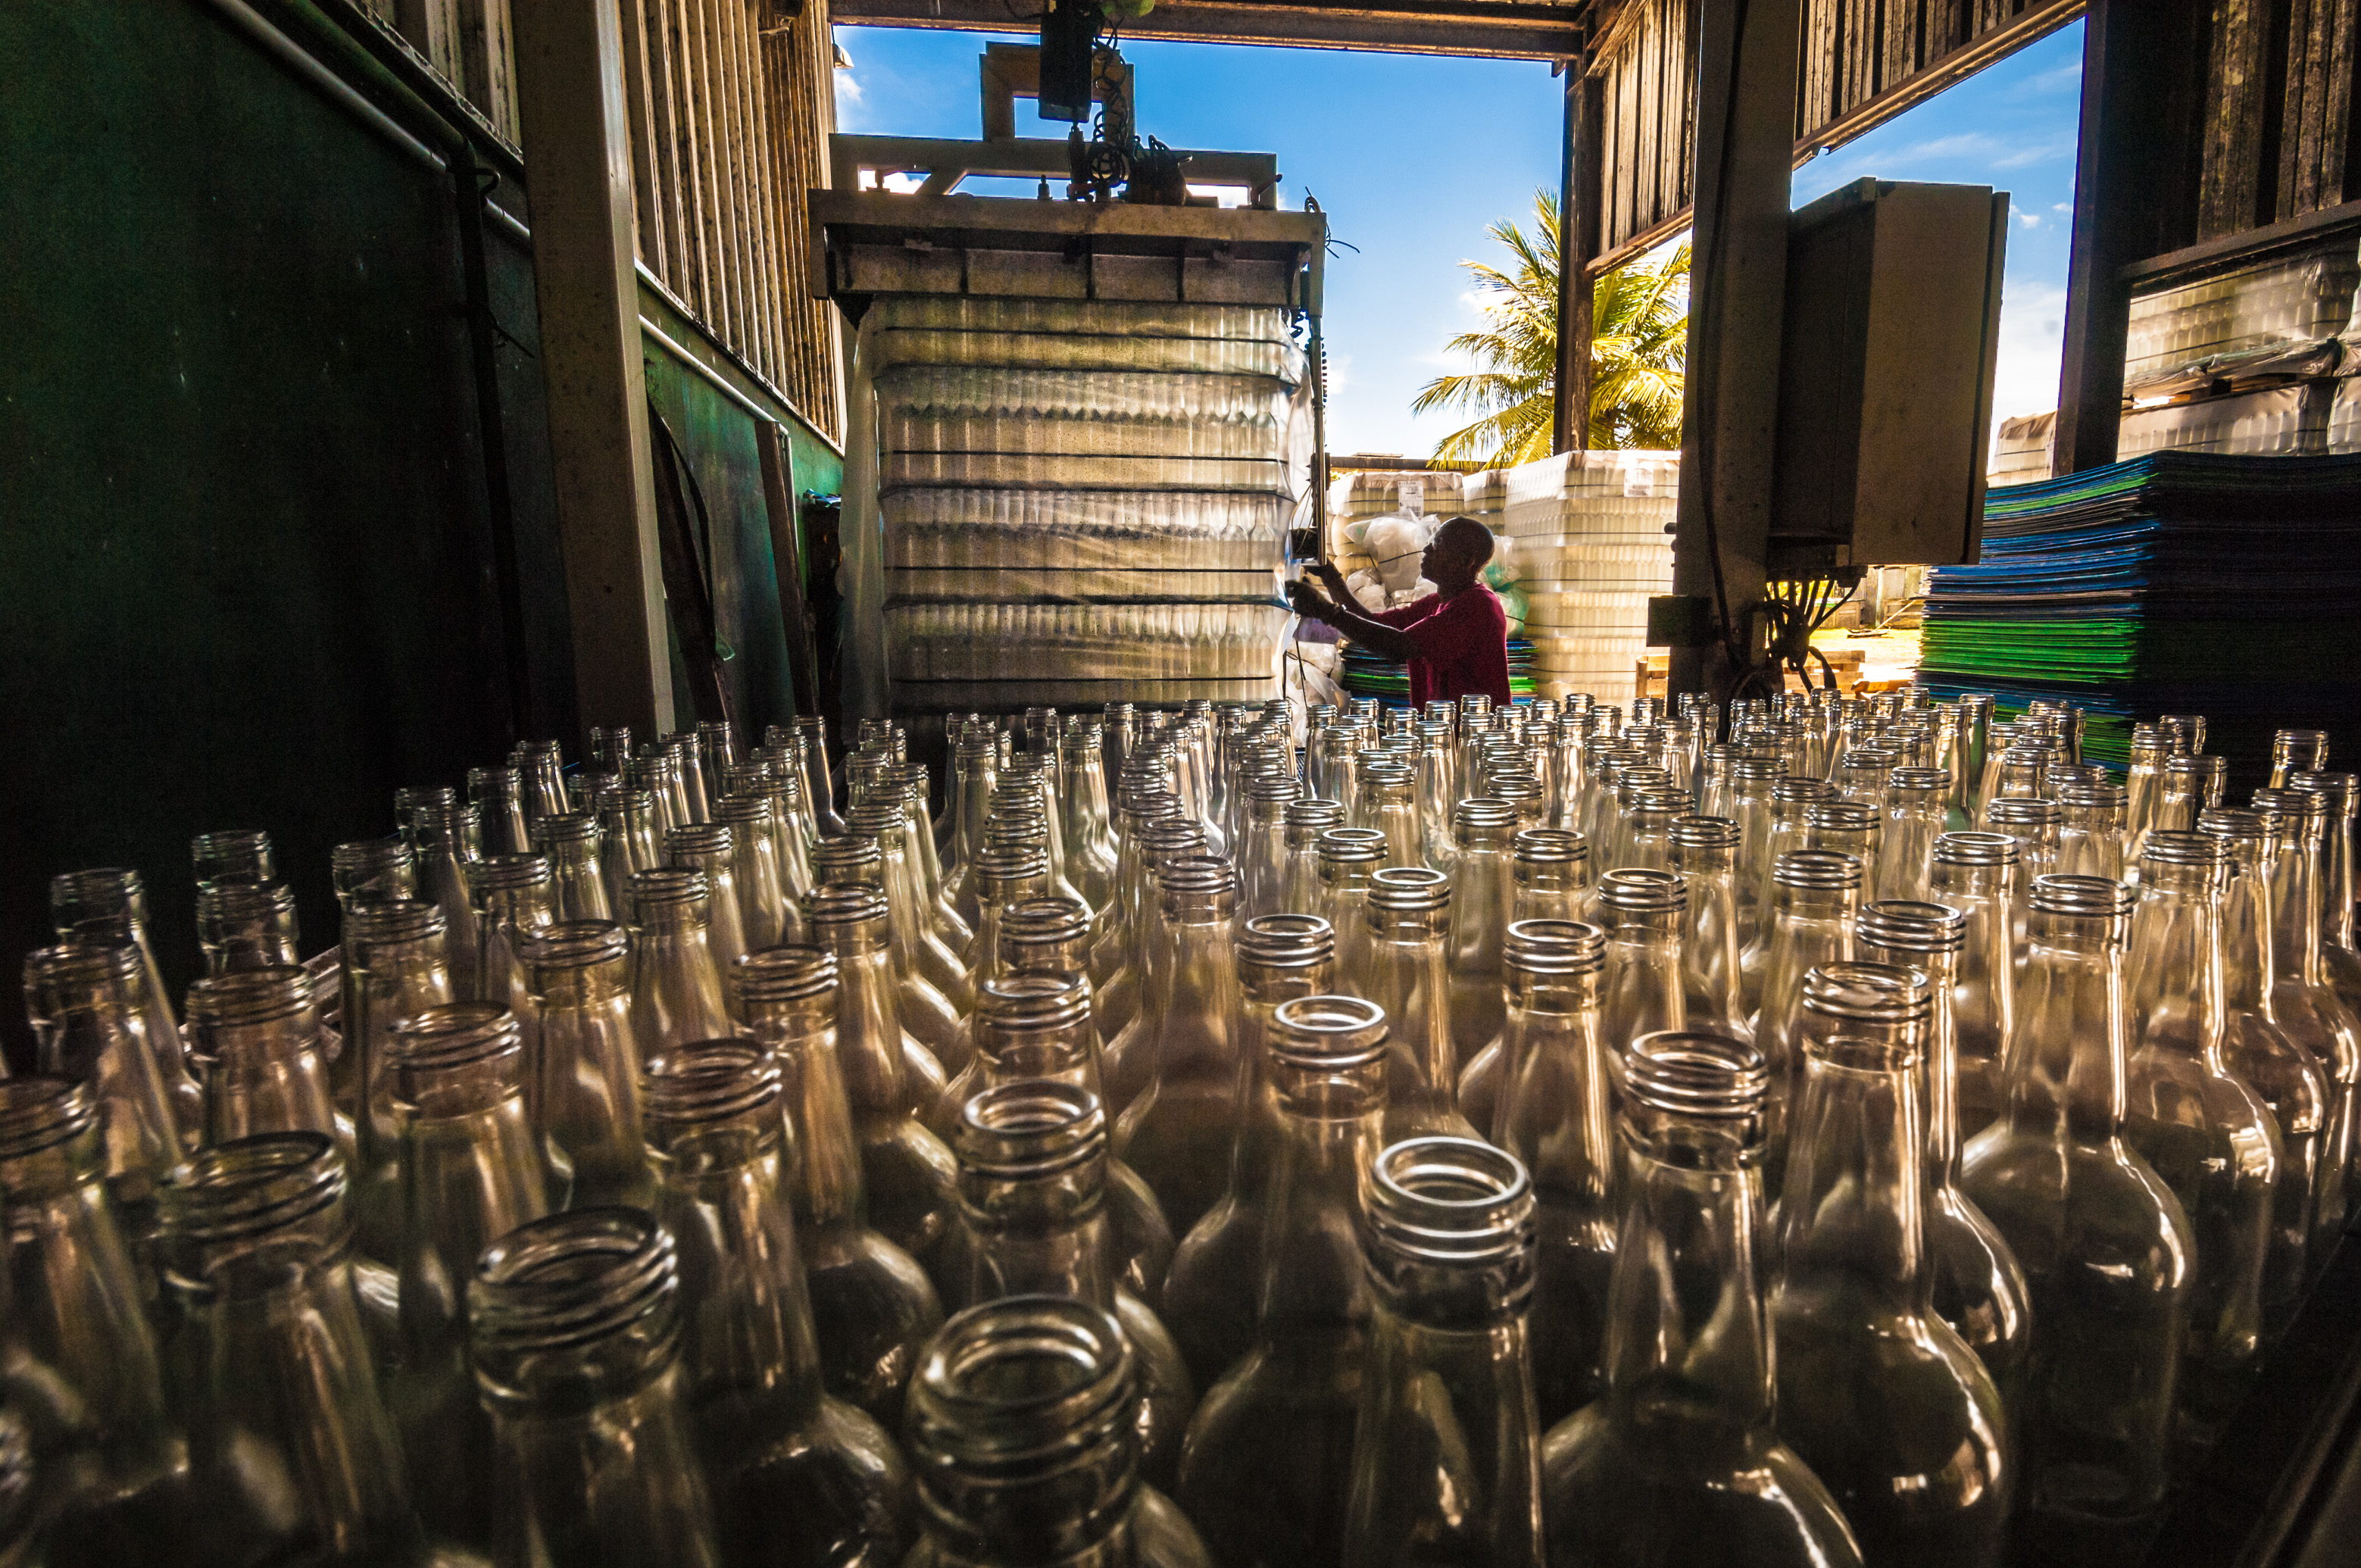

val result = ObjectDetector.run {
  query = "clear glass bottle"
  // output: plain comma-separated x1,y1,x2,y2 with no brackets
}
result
2125,725,2169,845
0,1076,183,1560
1800,800,1879,903
1960,876,2195,1556
1593,869,1688,1058
1350,867,1482,1145
2056,780,2130,882
470,852,553,1020
1493,920,1616,1430
2290,772,2361,1007
1060,723,1123,912
1750,779,1838,963
735,945,945,1433
949,1080,1196,1489
905,1295,1213,1568
945,731,1004,926
1510,827,1591,923
162,1132,451,1565
384,1002,554,1549
854,798,977,1026
1447,798,1519,1083
1725,756,1787,955
803,886,969,1302
519,738,572,821
1315,826,1388,998
530,810,613,923
470,1209,721,1566
186,964,341,1152
1854,903,2032,1423
470,765,534,857
640,1041,919,1568
47,869,205,1148
1771,965,2011,1568
2122,830,2282,1456
405,799,485,1001
1541,1031,1863,1568
519,920,653,1208
191,826,275,888
1342,1135,1545,1568
194,879,301,976
1362,761,1425,871
629,867,736,1063
2197,808,2329,1327
596,785,664,927
1669,815,1753,1046
710,796,789,951
1928,832,2019,1145
342,898,455,1259
21,941,183,1248
2253,787,2361,1262
1749,850,1862,1192
958,844,1054,1007
1112,857,1252,1240
1233,772,1298,923
1175,995,1390,1568
668,823,754,998
1278,799,1348,919
333,840,420,1126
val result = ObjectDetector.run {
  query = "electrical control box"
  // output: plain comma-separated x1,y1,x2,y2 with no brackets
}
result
1769,178,2009,576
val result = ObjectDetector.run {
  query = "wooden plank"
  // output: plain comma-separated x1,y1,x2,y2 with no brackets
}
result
735,0,789,386
458,0,518,139
2118,191,2361,284
1557,68,1605,452
620,0,668,272
829,0,1593,59
1635,3,1661,231
395,0,463,86
2281,0,2361,214
646,0,706,314
713,0,765,378
2200,0,2279,238
1798,0,2081,154
681,0,736,348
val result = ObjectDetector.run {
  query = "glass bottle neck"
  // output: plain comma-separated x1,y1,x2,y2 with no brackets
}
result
1257,1096,1382,1344
2270,833,2330,982
1776,1040,1930,1315
2007,915,2131,1142
2220,857,2283,1014
656,1126,827,1422
2128,870,2228,1067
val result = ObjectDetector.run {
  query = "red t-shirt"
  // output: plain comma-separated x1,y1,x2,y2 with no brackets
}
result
1370,585,1513,709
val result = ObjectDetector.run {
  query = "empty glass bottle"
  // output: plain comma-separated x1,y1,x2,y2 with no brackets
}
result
1772,965,2011,1568
850,801,973,1027
735,945,944,1433
1493,920,1615,1430
1351,867,1481,1145
406,800,485,1001
1854,903,2031,1420
950,1080,1195,1489
904,1295,1212,1568
1593,869,1687,1057
186,964,341,1152
0,1076,183,1563
1669,815,1753,1047
641,1042,918,1568
1315,826,1388,998
629,867,736,1064
596,786,664,923
342,898,456,1259
47,870,204,1148
1511,827,1590,923
514,921,651,1210
470,1208,721,1567
1342,1136,1544,1568
1928,832,2019,1145
1960,875,2194,1557
1881,767,1950,903
669,823,754,998
471,767,534,857
529,810,611,925
1060,723,1123,912
804,886,968,1301
710,797,789,951
22,942,182,1251
2056,780,2130,882
194,880,301,976
191,826,275,888
162,1132,448,1566
1541,1031,1862,1568
1278,800,1348,920
1444,800,1518,1081
1750,850,1863,1192
470,853,553,1021
1113,857,1251,1240
1176,995,1390,1568
2290,771,2361,1016
2253,786,2361,1260
384,1002,554,1550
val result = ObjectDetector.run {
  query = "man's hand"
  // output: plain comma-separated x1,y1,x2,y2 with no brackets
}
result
1306,559,1350,598
1285,578,1334,620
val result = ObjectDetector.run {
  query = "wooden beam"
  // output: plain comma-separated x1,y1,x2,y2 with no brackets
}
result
827,0,1598,60
2054,0,2208,473
2119,192,2361,288
511,0,679,737
1669,0,1801,700
1555,67,1604,453
1795,0,2084,154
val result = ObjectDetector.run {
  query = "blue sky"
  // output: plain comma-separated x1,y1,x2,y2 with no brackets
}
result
835,20,2086,457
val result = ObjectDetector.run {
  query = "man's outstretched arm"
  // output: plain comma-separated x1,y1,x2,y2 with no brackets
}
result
1285,564,1421,663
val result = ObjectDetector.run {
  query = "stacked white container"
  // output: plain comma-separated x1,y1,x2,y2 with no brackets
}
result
1501,449,1679,705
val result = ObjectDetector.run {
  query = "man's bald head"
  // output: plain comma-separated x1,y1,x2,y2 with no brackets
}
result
1421,514,1496,591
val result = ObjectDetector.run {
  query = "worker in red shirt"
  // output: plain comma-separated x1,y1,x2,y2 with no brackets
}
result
1285,515,1513,709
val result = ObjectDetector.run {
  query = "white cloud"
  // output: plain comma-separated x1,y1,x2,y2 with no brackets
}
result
1990,278,2069,434
2019,212,2041,229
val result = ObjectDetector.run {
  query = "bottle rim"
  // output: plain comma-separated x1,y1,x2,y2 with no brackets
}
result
812,837,885,877
1800,960,1932,1029
1986,798,2060,826
976,845,1052,887
1001,899,1091,950
2141,829,2228,869
1800,801,1875,831
2028,873,2135,917
1314,828,1388,864
1624,1030,1769,1119
1856,900,1966,954
1596,867,1686,913
1284,798,1348,829
1513,827,1591,862
470,1207,679,1361
1888,767,1950,792
907,1295,1135,1501
331,839,415,879
641,1039,781,1128
1366,865,1450,911
2290,770,2357,815
806,884,891,931
1269,995,1390,1070
630,867,711,915
2056,781,2128,810
520,920,630,970
1362,1135,1536,1273
735,943,838,1004
0,1076,96,1160
1238,913,1335,967
977,970,1092,1032
955,1080,1107,1183
1452,797,1519,830
666,822,738,858
386,1001,523,1075
1504,918,1605,975
162,1131,345,1246
1156,854,1238,900
473,854,552,892
186,964,314,1026
23,938,143,989
1772,848,1863,891
1931,830,2019,867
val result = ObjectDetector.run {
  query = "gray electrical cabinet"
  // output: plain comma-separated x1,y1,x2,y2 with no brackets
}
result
1769,177,2010,575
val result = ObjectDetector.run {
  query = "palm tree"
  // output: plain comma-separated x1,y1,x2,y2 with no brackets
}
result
1413,189,1690,464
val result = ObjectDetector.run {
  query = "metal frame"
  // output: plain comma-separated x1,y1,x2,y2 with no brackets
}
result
829,0,1601,61
831,133,1285,208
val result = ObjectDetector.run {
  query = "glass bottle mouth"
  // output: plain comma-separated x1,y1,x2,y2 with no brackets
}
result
0,1077,98,1161
2028,873,2136,918
665,823,737,861
48,868,145,935
473,854,552,894
642,1039,781,1134
1629,789,1693,820
1504,918,1605,975
2197,807,2277,861
1888,767,1949,795
978,972,1093,1035
532,811,603,846
332,838,415,888
1245,773,1299,804
810,837,884,885
1285,798,1347,830
594,784,659,819
1513,827,1591,864
1800,801,1875,833
1986,798,2060,828
2141,829,2228,871
1932,830,2019,867
806,884,892,935
1624,1030,1769,1120
630,867,711,919
1856,900,1965,954
387,1002,524,1104
192,829,276,884
1239,914,1335,969
520,920,631,973
1801,961,1932,1032
1315,828,1388,867
162,1131,348,1252
2291,771,2358,817
1270,995,1391,1074
1001,899,1091,953
394,786,461,817
1665,816,1735,854
710,796,768,827
1361,1136,1536,1303
956,1080,1107,1185
344,897,447,944
906,1295,1137,1550
1771,778,1837,806
187,965,314,1029
195,879,298,929
2056,781,2128,811
406,801,483,839
2256,786,2328,837
24,938,143,992
1136,822,1208,862
976,845,1051,889
845,802,907,841
1596,868,1685,914
733,944,837,1007
470,1208,682,1399
1366,866,1449,913
1157,854,1237,901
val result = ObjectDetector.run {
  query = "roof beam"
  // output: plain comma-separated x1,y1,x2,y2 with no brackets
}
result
828,0,1601,61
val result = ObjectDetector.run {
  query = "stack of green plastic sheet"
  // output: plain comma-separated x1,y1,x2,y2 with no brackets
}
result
1922,452,2361,786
